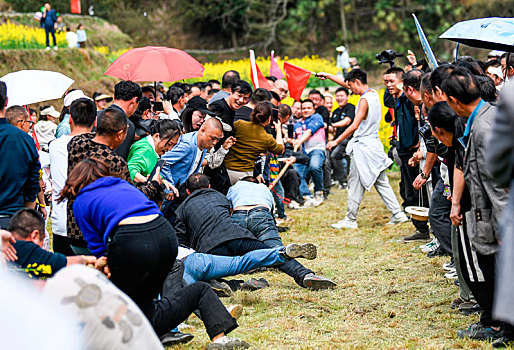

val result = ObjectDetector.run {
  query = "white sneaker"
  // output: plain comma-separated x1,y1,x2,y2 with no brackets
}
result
421,238,439,253
386,212,409,225
444,269,458,279
301,197,316,208
288,200,301,210
45,46,51,50
331,218,358,229
53,46,58,50
206,336,250,349
419,237,437,249
314,191,324,204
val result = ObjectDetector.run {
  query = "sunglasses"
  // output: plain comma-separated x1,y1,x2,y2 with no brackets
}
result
18,120,35,127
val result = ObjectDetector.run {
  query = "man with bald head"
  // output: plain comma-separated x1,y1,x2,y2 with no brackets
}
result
272,79,289,101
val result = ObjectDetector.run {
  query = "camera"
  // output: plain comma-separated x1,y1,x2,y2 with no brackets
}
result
376,50,404,67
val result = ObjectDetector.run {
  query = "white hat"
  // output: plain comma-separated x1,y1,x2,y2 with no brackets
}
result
205,115,232,132
336,45,346,52
487,66,503,79
64,90,91,107
40,106,60,118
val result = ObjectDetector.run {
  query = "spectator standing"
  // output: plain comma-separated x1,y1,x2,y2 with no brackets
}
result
209,71,241,105
0,82,40,228
76,24,87,48
41,2,58,50
92,91,113,112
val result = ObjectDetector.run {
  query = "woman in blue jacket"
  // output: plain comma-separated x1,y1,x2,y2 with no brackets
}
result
59,158,249,350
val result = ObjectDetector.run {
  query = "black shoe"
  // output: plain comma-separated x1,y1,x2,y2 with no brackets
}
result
402,231,431,242
302,273,337,290
451,297,464,309
209,279,233,297
427,245,450,258
277,226,290,233
159,331,194,346
459,302,483,316
457,324,504,341
493,335,513,348
241,277,270,291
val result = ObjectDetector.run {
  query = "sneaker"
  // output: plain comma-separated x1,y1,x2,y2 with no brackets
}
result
451,297,464,309
53,46,58,50
457,323,504,341
45,46,51,50
302,273,337,290
206,336,250,350
177,322,195,333
387,212,409,225
301,197,316,208
284,243,317,260
402,231,431,242
226,304,243,319
492,335,513,348
209,280,233,297
444,269,458,279
419,237,437,249
421,241,439,253
443,261,455,271
277,226,289,233
331,218,358,229
459,301,483,315
240,277,269,291
427,245,450,258
288,200,302,210
159,331,194,346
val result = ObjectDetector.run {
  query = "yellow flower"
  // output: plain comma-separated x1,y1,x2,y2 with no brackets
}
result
0,21,66,49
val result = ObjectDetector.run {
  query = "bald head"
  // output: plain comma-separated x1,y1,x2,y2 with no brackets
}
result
273,79,289,101
198,117,223,150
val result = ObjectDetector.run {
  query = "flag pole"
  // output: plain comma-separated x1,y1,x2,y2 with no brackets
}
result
249,50,260,88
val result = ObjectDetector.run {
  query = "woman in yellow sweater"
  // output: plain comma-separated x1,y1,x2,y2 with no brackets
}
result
224,102,284,184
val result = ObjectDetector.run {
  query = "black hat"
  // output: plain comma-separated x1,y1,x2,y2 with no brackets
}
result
186,96,211,115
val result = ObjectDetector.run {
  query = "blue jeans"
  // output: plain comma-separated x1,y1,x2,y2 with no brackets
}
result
182,247,285,285
272,180,286,219
231,208,282,247
294,149,325,197
230,208,313,286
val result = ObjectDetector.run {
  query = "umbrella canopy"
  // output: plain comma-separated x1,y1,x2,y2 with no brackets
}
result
439,17,514,52
0,70,74,107
105,46,205,82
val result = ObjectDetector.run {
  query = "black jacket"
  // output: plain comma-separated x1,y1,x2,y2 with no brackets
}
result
175,188,255,253
394,93,419,153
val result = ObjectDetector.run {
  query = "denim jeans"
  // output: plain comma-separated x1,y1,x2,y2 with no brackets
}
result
294,149,325,197
272,180,286,219
182,247,286,285
231,208,282,247
230,209,313,287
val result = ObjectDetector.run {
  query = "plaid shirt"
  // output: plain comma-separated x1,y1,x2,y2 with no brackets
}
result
66,133,161,246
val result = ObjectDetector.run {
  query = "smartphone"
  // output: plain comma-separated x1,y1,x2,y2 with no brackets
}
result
287,124,294,139
148,159,166,181
152,101,164,112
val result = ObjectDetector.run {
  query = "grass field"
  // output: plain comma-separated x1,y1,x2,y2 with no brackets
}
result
168,172,501,350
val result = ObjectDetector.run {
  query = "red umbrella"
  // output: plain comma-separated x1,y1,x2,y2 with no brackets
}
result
105,46,205,82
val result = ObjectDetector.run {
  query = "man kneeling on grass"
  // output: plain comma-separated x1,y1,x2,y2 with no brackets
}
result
175,173,336,291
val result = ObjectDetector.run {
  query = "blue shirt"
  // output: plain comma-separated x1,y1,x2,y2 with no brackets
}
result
0,119,40,216
43,9,57,27
76,29,87,43
10,241,67,278
226,181,274,210
73,177,161,257
458,99,486,149
55,114,71,138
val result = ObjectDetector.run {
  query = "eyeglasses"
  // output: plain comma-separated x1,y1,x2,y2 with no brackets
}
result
18,120,35,127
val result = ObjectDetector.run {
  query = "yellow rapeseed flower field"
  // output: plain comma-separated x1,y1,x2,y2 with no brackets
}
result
0,21,66,49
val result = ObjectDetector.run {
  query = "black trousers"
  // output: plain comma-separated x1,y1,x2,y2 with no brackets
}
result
208,238,313,287
398,150,429,234
108,216,237,338
52,234,76,256
330,141,350,186
458,217,498,327
428,180,452,255
281,167,303,204
323,150,331,195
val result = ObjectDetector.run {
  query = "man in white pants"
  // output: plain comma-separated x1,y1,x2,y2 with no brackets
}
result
325,69,408,229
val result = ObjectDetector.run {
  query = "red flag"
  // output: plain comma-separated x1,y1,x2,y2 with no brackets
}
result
269,50,285,79
70,0,81,14
284,61,312,101
249,50,271,90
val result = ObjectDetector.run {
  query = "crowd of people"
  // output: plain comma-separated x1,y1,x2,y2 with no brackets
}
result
0,48,513,348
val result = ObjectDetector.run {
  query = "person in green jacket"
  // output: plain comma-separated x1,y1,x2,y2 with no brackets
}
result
128,119,181,186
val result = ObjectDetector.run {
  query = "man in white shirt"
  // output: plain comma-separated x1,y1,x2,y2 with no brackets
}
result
326,69,408,229
49,96,96,255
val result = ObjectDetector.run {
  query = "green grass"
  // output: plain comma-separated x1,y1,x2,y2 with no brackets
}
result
168,172,504,349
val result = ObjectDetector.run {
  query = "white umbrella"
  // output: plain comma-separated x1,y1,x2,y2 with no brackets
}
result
0,70,74,107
